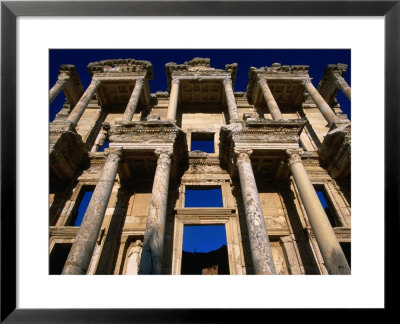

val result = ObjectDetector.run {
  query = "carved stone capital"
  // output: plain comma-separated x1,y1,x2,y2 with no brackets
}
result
234,148,253,164
302,78,312,86
286,149,304,166
155,148,174,165
171,78,180,85
104,147,123,161
257,78,267,86
223,77,232,86
135,77,145,85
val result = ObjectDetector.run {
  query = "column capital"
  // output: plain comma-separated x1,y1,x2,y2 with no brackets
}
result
135,77,145,84
285,149,304,166
104,147,123,160
155,148,174,164
91,78,102,86
171,78,180,85
234,147,253,164
257,78,267,86
302,78,312,86
223,77,233,85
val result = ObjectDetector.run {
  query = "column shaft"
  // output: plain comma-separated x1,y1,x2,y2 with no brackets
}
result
258,79,283,120
62,149,122,274
304,79,338,124
68,79,101,127
235,149,276,275
223,78,239,122
167,79,180,121
123,78,144,122
288,151,350,274
334,75,351,101
49,78,68,104
139,148,173,274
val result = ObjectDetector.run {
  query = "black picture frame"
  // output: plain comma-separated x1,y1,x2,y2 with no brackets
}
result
1,0,398,322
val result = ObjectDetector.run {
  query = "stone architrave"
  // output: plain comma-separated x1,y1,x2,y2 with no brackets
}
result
49,75,69,104
62,148,122,274
303,79,339,125
286,149,350,274
257,79,284,120
334,74,351,100
139,148,173,274
68,79,101,127
123,78,145,122
167,79,180,122
234,148,276,275
223,78,240,122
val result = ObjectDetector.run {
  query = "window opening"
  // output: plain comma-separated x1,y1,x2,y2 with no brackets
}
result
314,185,338,227
191,132,215,153
185,186,223,208
49,243,72,274
181,225,229,274
98,141,109,152
69,185,95,226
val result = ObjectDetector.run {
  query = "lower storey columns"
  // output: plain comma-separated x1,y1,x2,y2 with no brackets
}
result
167,79,180,122
223,78,240,122
258,79,283,120
139,148,173,274
303,79,339,125
234,148,276,275
68,79,101,127
287,149,350,274
123,78,144,122
62,149,122,274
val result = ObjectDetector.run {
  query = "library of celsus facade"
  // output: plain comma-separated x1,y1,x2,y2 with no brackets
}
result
49,57,351,275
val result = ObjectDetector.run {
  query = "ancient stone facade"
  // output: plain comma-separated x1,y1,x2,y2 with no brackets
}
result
49,58,351,275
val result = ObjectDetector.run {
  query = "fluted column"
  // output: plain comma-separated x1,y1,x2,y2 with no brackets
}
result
139,148,173,274
334,74,351,101
49,75,69,104
62,148,122,274
303,79,339,125
258,79,283,120
223,78,240,122
234,148,276,275
287,149,350,274
123,78,145,122
67,79,101,127
167,79,180,122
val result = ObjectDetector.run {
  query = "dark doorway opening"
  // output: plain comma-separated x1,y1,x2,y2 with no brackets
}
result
181,225,229,275
49,243,72,274
185,186,223,208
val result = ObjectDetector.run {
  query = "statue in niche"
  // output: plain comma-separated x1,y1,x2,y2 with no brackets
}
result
272,247,286,275
125,240,143,275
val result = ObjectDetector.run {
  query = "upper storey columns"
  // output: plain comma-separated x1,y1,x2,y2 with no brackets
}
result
223,78,240,122
123,78,145,122
166,76,239,123
49,75,70,104
303,78,339,125
68,79,101,127
257,78,284,120
334,74,351,101
287,149,350,275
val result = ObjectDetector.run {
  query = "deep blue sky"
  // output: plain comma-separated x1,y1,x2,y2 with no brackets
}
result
49,49,351,121
183,225,227,253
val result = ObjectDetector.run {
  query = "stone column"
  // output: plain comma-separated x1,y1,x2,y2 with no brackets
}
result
334,74,351,101
167,79,180,122
234,148,276,275
139,148,173,274
49,76,69,104
122,78,145,122
286,149,350,274
303,79,339,125
62,148,122,275
91,122,110,153
223,78,240,122
258,79,284,120
68,79,101,127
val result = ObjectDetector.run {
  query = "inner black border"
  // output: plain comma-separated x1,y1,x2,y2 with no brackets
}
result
1,0,398,322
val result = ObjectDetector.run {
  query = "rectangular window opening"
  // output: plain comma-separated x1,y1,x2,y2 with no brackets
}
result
69,185,95,226
49,243,72,274
181,225,229,275
191,132,215,153
314,185,339,227
185,186,223,208
98,141,109,152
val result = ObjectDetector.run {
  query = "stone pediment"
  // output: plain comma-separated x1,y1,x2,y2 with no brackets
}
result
88,58,154,79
